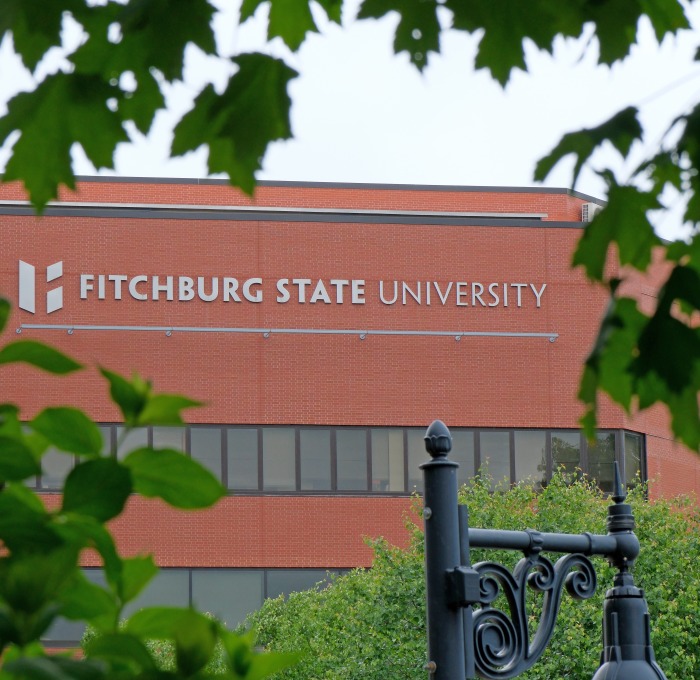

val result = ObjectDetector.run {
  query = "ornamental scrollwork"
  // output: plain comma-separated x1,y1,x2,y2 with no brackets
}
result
471,551,597,679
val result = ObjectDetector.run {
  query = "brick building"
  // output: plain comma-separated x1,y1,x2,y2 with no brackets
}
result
0,178,697,644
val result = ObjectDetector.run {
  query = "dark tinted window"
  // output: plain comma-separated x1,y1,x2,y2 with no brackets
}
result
480,431,510,488
337,430,367,490
514,431,546,489
227,428,258,489
190,426,223,480
300,429,331,491
263,428,295,491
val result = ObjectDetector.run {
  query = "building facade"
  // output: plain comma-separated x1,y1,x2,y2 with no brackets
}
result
0,178,697,643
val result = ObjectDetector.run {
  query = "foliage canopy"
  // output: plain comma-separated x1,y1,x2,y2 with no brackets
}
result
247,474,700,679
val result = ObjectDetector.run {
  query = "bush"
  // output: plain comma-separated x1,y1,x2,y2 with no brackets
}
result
246,473,700,679
82,614,229,673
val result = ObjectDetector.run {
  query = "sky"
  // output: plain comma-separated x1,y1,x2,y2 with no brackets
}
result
2,2,700,239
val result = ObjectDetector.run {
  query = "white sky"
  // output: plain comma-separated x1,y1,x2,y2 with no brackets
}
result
2,2,700,238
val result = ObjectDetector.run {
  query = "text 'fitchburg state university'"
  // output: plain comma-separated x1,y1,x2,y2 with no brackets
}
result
78,274,547,308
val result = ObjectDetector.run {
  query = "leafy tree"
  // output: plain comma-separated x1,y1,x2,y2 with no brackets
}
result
247,473,700,679
2,1,699,447
0,300,297,679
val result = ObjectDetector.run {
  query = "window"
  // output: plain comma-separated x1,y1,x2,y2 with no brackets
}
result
123,569,189,617
624,432,643,485
266,570,335,599
153,426,185,451
406,429,425,493
190,426,223,480
40,449,74,489
29,424,646,496
336,429,368,490
192,570,263,628
263,428,295,491
451,430,475,487
551,431,580,475
300,429,331,491
116,426,148,459
479,431,510,489
514,430,546,489
45,568,343,646
227,428,258,490
371,428,404,492
588,432,616,493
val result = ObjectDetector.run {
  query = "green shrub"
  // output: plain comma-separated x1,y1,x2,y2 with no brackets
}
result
247,473,700,679
82,613,228,673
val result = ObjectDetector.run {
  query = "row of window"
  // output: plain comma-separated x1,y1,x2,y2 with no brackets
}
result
47,567,343,645
28,424,644,494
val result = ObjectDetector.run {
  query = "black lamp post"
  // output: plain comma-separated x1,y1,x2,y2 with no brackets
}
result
421,419,666,680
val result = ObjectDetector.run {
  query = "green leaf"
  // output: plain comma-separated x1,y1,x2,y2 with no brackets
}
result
172,54,297,193
0,404,22,437
0,492,61,553
0,298,10,334
0,549,77,615
447,0,579,85
0,340,82,373
119,556,159,605
534,107,642,188
634,292,700,394
100,368,149,424
174,609,217,676
123,447,224,509
0,606,20,648
71,0,216,82
315,0,343,23
0,435,41,481
62,458,133,522
665,387,700,450
4,657,107,680
641,0,690,41
117,71,166,136
126,606,197,638
31,407,103,456
572,180,661,281
86,633,156,671
53,516,122,589
0,0,83,71
3,481,46,514
113,0,217,81
221,629,299,680
138,394,202,425
57,573,118,624
241,0,342,50
577,296,648,436
241,0,316,51
0,73,128,210
358,0,440,70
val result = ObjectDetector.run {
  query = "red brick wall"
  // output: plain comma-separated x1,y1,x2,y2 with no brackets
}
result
1,214,609,428
3,180,698,566
39,495,416,568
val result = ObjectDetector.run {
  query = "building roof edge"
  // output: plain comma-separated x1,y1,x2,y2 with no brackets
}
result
62,175,604,202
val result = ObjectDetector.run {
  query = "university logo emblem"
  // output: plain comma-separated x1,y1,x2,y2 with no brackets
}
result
18,260,63,314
